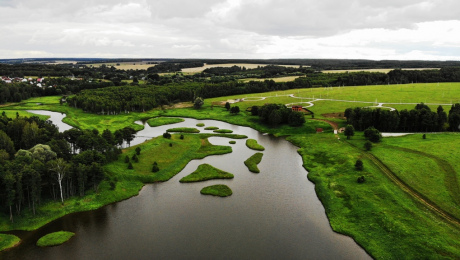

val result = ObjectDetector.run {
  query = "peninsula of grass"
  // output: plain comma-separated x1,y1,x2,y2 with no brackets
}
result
196,123,205,127
244,153,264,173
180,164,234,183
204,126,219,130
214,129,233,133
166,127,200,133
147,117,184,127
246,139,265,151
200,185,233,197
36,231,75,247
0,234,20,251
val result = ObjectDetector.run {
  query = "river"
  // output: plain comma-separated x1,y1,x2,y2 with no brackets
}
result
1,111,371,260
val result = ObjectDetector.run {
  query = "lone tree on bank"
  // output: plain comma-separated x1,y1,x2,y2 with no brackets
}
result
344,125,355,140
49,158,70,204
194,97,204,109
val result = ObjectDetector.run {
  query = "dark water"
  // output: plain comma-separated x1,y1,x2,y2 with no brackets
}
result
2,113,371,260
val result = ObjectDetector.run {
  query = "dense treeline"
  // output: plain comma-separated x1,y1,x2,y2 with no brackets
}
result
203,65,312,78
344,103,460,132
146,62,204,73
256,104,306,126
0,114,135,222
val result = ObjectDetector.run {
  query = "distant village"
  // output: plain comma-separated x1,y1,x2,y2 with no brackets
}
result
1,76,84,88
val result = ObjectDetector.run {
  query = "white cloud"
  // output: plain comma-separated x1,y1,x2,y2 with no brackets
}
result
0,0,460,60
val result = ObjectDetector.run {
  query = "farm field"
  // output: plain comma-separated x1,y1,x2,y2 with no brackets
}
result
240,76,302,82
322,68,440,73
84,61,156,70
181,63,301,73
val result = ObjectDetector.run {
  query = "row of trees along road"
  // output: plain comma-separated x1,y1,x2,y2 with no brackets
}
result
344,103,460,132
0,113,137,223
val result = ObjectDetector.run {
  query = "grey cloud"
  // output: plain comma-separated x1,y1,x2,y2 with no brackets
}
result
218,0,460,36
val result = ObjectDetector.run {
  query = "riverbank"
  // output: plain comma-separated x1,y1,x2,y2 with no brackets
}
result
0,133,237,251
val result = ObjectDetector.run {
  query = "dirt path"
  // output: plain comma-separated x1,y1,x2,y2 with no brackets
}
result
310,118,339,130
346,141,460,228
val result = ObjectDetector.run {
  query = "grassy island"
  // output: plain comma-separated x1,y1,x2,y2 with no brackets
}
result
166,127,200,133
214,129,233,133
200,185,233,197
196,123,205,127
204,126,219,130
180,164,234,182
36,231,75,247
244,153,264,173
246,139,265,151
147,117,184,127
0,234,21,251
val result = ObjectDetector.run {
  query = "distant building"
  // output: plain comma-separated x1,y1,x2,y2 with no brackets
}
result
316,128,324,133
292,105,303,112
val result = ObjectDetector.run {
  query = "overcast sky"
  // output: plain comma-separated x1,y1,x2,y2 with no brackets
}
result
1,0,460,60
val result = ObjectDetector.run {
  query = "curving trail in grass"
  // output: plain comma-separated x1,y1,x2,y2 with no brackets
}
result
383,145,460,213
346,141,460,228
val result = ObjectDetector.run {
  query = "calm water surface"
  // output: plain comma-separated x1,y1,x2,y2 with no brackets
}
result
1,112,371,260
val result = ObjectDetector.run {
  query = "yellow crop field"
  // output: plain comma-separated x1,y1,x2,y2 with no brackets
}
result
322,68,440,73
181,63,301,73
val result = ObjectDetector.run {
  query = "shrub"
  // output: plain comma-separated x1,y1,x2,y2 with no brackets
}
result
135,147,141,155
355,159,363,171
169,143,173,147
357,176,365,183
163,132,171,139
423,134,426,139
180,135,184,140
364,141,372,151
128,162,133,169
124,155,130,163
152,163,159,172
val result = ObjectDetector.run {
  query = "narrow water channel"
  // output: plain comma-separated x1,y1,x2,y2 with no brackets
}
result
1,111,371,260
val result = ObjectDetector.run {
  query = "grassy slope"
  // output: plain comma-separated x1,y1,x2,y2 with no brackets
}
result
36,231,75,247
360,134,460,220
200,185,233,197
180,164,234,182
289,134,460,259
